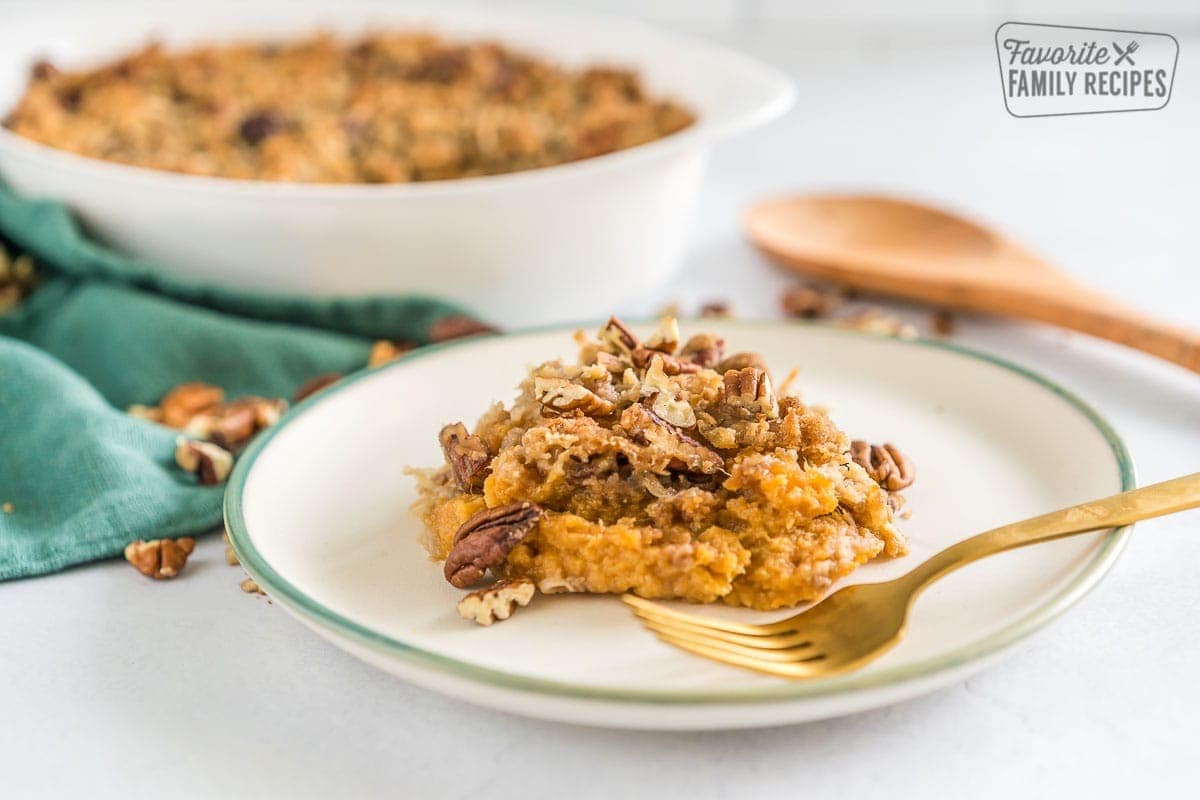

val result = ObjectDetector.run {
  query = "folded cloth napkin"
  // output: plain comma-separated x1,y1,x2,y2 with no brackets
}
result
0,181,471,580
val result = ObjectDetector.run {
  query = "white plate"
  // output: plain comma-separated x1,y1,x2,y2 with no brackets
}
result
225,321,1133,730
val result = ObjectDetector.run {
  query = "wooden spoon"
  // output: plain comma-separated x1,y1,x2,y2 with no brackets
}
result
745,194,1200,373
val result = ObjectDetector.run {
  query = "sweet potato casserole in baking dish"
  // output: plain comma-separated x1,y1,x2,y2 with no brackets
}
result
411,318,915,619
4,32,695,183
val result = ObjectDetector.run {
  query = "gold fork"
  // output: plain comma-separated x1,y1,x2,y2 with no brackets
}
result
624,472,1200,679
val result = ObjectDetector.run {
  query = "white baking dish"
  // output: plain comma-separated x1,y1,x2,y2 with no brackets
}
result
0,1,794,326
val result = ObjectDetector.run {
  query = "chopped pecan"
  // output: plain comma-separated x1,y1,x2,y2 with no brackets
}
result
679,332,725,368
428,315,497,343
623,404,723,475
850,441,916,491
160,382,224,428
593,350,628,374
174,438,234,485
723,367,779,419
716,351,769,375
456,578,536,625
839,308,918,340
639,355,696,428
185,397,286,450
439,422,492,493
444,502,545,588
0,249,39,313
124,537,196,580
533,377,615,416
294,372,343,402
598,316,639,354
631,347,700,375
931,309,955,336
643,317,680,354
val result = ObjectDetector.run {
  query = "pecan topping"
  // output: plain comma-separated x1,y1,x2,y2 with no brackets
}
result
850,441,916,491
643,316,680,354
174,438,234,485
444,503,544,588
533,377,615,416
599,316,640,354
456,578,536,626
679,332,725,368
631,347,701,375
160,382,224,429
124,538,196,580
428,315,497,343
640,355,697,428
439,422,492,493
293,372,343,402
716,351,769,375
723,367,779,419
623,404,723,475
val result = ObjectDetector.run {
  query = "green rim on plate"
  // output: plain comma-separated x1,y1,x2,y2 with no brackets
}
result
224,321,1135,705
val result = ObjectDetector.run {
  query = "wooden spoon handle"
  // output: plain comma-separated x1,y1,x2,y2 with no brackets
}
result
975,284,1200,374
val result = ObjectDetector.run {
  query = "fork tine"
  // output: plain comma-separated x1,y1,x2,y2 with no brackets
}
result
633,612,815,650
621,594,795,636
652,631,828,679
643,620,821,662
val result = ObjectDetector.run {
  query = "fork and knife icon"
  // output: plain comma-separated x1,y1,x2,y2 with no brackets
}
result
1113,40,1139,66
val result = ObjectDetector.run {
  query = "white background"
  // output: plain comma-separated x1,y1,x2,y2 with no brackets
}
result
2,2,1199,798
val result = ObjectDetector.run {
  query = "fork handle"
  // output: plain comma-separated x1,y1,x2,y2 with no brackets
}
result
903,473,1200,590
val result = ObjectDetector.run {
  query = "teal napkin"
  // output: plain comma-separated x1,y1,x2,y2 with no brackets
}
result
0,182,471,580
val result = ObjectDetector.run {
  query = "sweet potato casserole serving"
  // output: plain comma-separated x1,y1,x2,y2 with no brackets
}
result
4,32,695,183
411,318,916,624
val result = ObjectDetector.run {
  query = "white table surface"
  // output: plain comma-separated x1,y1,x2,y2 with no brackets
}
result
3,22,1199,800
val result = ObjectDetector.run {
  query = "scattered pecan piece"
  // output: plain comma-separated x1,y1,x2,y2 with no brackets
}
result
631,347,700,375
184,397,286,450
850,441,916,491
839,308,918,339
2,501,13,514
240,577,265,595
456,578,536,626
0,249,39,313
533,377,616,416
715,351,769,375
439,422,492,493
699,301,731,318
368,339,416,367
679,332,725,368
723,367,779,419
643,317,680,354
160,382,224,428
931,309,955,336
444,502,545,588
782,284,840,319
225,546,240,566
428,315,497,343
598,316,639,354
124,537,196,580
294,372,342,402
174,438,234,485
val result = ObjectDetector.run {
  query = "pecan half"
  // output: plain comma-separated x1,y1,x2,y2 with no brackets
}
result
456,578,536,626
444,503,544,588
723,367,779,419
439,422,491,493
679,332,725,368
533,377,615,416
599,316,639,354
850,441,916,491
124,538,196,580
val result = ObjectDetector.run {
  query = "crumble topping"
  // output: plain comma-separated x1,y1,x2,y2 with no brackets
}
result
411,317,914,611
